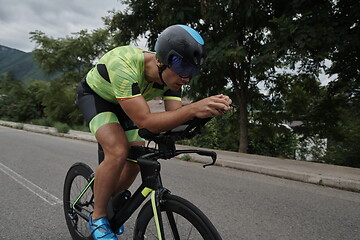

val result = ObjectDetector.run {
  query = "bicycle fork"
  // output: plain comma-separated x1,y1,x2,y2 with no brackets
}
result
150,189,166,240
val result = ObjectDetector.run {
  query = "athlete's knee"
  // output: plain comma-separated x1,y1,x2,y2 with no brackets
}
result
104,144,129,167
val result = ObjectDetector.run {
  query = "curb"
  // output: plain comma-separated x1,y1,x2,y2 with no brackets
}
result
0,121,97,142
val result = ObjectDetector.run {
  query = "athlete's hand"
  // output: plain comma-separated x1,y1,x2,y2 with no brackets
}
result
191,94,232,119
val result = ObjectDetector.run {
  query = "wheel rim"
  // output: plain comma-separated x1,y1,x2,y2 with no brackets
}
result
67,175,94,237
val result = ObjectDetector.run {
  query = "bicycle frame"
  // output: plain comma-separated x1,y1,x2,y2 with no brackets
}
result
70,149,168,239
70,146,216,239
70,117,218,239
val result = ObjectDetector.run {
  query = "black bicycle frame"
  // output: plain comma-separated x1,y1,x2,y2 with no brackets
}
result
71,146,216,240
109,152,166,235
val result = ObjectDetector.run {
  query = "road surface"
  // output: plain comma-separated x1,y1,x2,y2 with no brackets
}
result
0,126,359,239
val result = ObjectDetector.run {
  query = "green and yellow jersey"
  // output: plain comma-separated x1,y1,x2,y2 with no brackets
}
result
86,46,182,104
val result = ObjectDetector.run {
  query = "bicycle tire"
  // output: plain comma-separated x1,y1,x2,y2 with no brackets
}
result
133,193,222,240
63,162,94,240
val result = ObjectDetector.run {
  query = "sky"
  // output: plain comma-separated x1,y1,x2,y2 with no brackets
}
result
0,0,126,52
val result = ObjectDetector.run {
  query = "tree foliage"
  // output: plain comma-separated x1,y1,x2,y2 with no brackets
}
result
30,29,113,84
22,28,116,126
104,0,282,153
269,0,360,166
102,0,359,165
1,0,358,167
0,73,45,122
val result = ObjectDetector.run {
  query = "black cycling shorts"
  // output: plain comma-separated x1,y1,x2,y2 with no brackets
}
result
75,77,143,142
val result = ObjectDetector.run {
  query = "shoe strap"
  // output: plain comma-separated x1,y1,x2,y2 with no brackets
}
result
90,217,116,238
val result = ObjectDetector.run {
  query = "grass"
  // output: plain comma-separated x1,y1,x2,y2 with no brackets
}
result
180,154,192,161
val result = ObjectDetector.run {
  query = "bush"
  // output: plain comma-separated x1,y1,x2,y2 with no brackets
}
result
180,154,192,161
178,113,239,152
248,124,298,159
71,124,90,132
31,118,54,127
54,122,70,133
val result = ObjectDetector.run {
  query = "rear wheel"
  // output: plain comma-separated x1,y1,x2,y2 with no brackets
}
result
63,163,94,240
133,194,222,240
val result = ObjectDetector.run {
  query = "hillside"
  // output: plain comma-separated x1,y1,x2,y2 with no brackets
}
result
0,45,56,81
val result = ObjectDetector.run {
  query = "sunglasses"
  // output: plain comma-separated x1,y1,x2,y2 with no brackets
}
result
169,56,199,79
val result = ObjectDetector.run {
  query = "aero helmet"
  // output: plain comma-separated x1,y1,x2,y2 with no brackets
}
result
155,25,206,76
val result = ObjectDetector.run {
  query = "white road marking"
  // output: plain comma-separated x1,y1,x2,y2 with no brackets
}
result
0,162,62,206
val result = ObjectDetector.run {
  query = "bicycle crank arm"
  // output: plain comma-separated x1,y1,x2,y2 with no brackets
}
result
71,207,90,222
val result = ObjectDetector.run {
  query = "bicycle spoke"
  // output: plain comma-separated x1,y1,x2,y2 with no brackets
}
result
186,225,194,240
143,219,158,238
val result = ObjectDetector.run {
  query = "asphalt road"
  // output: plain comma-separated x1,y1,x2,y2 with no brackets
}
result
0,126,359,240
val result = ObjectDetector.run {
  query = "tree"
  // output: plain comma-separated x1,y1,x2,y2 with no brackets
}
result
30,29,113,84
0,73,44,122
105,0,284,153
26,80,49,120
268,0,360,166
26,0,359,166
29,28,115,125
41,80,82,125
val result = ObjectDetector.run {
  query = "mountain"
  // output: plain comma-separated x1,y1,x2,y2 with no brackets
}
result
0,45,56,81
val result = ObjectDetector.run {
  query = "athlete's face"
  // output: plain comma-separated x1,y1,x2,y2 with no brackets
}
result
162,67,190,91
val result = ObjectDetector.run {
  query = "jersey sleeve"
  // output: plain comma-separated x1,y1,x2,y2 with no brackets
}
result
163,87,182,101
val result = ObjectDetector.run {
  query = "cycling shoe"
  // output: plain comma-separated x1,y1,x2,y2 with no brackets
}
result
88,215,118,240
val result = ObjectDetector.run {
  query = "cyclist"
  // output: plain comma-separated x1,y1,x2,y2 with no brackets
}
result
76,24,232,240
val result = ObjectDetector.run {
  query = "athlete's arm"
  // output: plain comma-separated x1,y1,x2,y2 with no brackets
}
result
164,99,182,111
119,95,231,133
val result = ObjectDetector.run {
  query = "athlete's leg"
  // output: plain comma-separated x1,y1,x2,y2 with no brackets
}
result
113,141,143,194
75,78,141,220
92,122,129,220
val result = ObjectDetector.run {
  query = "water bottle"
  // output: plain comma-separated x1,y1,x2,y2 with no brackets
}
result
106,189,131,220
112,189,131,213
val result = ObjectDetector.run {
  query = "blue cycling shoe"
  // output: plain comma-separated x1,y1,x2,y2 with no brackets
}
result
88,215,118,240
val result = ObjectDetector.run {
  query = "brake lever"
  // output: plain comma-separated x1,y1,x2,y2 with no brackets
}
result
175,150,217,168
200,151,217,168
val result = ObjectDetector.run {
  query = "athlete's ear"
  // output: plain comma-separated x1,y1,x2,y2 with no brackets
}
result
156,58,165,68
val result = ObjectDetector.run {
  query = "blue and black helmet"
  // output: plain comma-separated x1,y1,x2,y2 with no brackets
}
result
155,25,206,69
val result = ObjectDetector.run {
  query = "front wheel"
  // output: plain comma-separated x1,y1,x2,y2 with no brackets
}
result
63,162,94,240
133,194,222,240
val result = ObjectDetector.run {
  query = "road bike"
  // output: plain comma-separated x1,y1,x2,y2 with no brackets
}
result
63,117,222,239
